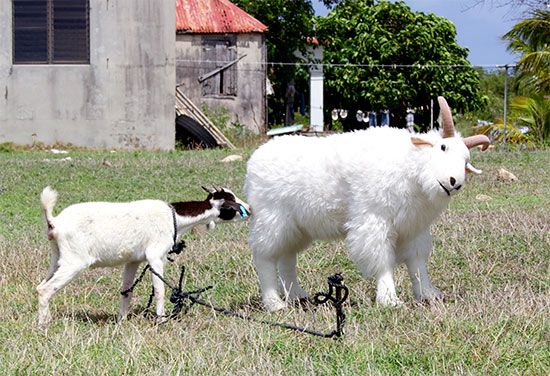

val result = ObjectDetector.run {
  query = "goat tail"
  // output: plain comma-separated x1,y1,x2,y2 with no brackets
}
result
40,186,58,240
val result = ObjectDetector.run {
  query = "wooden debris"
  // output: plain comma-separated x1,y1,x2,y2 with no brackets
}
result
475,194,493,201
198,54,247,83
220,155,243,163
266,124,304,136
50,149,69,154
175,86,236,149
497,168,518,182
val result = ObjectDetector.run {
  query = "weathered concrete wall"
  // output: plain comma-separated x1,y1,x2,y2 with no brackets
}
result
0,0,175,150
176,33,266,134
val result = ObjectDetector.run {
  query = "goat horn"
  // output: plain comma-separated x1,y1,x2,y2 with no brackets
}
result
463,134,491,151
438,96,455,138
202,186,215,194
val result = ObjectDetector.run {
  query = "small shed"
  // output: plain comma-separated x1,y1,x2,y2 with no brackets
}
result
175,0,268,134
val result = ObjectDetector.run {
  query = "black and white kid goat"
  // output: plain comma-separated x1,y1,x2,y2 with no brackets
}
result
37,186,250,326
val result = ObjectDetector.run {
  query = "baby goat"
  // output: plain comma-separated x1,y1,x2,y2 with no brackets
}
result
37,186,250,326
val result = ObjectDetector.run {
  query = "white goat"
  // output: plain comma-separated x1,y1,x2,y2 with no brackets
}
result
37,186,250,326
244,97,490,312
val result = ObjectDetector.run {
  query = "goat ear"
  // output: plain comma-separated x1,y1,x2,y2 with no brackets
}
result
411,137,434,149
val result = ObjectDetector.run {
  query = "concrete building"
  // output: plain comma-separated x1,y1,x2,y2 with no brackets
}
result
175,0,268,134
0,0,175,150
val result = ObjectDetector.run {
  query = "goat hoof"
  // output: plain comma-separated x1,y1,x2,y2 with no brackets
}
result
287,288,310,302
38,316,52,329
264,298,286,312
417,287,443,303
154,315,170,325
292,297,315,311
375,295,404,307
116,313,128,323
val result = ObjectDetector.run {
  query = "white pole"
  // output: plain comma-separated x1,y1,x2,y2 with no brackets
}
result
503,65,509,145
430,98,433,130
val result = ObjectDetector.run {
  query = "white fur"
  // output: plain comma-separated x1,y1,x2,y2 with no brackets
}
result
244,127,479,311
37,186,249,326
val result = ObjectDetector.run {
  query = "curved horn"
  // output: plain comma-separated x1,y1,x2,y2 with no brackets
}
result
463,134,491,151
202,186,216,194
438,96,455,138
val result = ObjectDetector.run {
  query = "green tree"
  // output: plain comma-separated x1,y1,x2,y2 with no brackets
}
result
231,0,316,126
503,8,550,93
473,67,520,122
316,0,482,130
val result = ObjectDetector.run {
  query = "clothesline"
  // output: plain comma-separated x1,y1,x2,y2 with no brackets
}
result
175,59,515,69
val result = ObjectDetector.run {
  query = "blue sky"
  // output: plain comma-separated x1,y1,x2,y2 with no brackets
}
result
312,0,527,67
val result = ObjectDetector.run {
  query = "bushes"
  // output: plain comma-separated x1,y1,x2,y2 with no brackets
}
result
473,93,550,146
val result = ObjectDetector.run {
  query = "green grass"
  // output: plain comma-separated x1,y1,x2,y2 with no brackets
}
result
0,145,548,375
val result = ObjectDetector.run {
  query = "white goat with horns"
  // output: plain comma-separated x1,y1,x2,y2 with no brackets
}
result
244,97,490,312
37,186,250,326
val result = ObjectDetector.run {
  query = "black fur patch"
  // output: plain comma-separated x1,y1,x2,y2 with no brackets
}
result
172,189,240,220
208,190,241,220
171,201,212,217
219,207,237,220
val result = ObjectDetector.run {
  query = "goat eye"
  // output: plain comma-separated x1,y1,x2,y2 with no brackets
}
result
441,144,447,151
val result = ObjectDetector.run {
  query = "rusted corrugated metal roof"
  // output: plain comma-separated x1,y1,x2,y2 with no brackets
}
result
176,0,268,34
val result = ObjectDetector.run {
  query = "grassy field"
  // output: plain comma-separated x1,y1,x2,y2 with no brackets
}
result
0,144,548,375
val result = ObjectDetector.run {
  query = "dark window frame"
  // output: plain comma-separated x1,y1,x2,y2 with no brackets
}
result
12,0,90,65
201,35,238,98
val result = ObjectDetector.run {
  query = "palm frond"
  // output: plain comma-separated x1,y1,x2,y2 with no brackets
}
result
517,50,550,71
503,9,550,92
473,93,550,145
503,8,550,50
473,120,535,146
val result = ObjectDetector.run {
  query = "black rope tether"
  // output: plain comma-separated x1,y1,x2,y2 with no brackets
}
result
123,263,349,339
168,205,186,261
121,206,348,338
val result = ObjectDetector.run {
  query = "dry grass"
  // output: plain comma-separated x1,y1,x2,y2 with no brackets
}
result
0,145,548,375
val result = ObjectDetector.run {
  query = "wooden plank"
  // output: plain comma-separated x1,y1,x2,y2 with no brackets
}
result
266,124,304,136
175,86,236,149
198,54,246,83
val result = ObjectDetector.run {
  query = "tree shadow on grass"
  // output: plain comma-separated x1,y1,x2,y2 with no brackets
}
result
228,296,265,313
72,310,115,325
72,306,157,325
